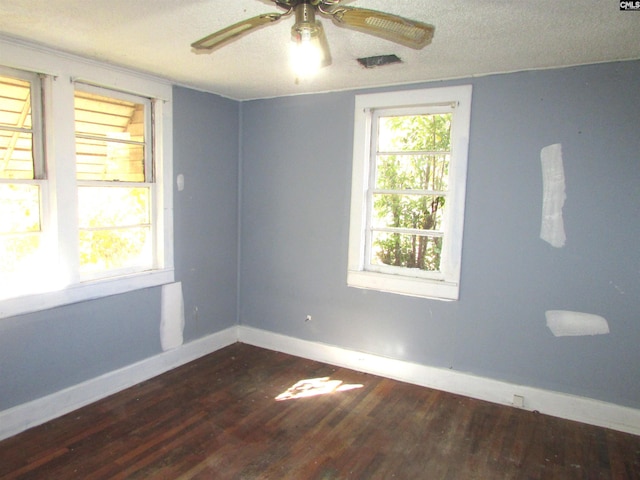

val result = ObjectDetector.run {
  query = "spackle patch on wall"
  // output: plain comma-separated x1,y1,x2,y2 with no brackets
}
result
160,282,185,350
540,143,566,248
546,310,610,337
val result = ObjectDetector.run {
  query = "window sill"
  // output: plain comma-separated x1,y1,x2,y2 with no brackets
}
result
347,270,459,301
0,269,174,319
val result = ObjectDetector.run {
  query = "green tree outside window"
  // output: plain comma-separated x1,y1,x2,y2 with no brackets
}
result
372,113,451,272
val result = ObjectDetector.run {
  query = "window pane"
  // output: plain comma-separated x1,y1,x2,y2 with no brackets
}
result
74,91,144,140
1,131,35,179
78,186,149,229
78,186,151,273
75,90,146,182
0,75,34,179
378,114,451,152
370,231,442,272
0,75,32,128
372,194,445,232
79,226,151,273
76,137,144,181
0,233,41,276
0,183,41,234
0,183,42,276
375,154,449,191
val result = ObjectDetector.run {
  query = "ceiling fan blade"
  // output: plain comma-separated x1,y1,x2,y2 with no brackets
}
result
327,6,434,49
191,13,285,51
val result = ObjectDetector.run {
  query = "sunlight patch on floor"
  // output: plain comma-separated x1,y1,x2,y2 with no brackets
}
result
275,377,364,401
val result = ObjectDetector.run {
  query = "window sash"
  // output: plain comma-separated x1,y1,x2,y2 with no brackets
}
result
364,106,454,278
74,83,153,183
0,67,45,181
76,181,156,280
370,227,444,237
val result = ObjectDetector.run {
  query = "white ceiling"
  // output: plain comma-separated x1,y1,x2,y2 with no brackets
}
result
1,0,639,100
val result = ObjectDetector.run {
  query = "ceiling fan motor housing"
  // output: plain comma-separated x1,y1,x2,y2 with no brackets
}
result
292,2,320,42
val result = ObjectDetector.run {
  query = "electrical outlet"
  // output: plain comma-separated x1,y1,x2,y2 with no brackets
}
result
513,394,525,408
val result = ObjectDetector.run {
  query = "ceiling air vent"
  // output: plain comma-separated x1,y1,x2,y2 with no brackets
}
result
357,54,402,69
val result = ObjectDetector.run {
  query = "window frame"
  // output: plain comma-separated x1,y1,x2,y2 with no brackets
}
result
73,83,157,281
0,66,50,301
347,85,472,301
0,39,174,319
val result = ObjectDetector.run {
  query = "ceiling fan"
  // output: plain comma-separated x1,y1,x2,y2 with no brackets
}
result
192,0,435,75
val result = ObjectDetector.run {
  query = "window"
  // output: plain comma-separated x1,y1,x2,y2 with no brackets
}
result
0,41,173,318
347,85,472,300
0,67,45,299
74,85,154,279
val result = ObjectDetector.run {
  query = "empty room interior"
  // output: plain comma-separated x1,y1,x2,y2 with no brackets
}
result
0,1,639,478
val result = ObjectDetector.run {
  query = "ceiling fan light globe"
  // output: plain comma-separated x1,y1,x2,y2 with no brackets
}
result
290,38,323,77
290,10,331,78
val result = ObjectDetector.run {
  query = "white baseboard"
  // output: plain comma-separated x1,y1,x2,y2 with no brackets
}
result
0,327,238,442
238,326,640,436
3,325,638,442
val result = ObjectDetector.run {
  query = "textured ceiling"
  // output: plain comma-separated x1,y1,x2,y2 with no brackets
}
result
0,0,639,100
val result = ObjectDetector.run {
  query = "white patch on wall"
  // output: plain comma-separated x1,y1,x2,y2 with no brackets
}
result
160,282,185,350
546,310,610,337
540,143,566,248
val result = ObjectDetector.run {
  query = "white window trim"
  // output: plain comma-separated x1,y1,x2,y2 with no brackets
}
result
0,38,174,319
347,85,472,301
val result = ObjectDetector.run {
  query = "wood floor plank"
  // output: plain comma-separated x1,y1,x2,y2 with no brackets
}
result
1,342,639,479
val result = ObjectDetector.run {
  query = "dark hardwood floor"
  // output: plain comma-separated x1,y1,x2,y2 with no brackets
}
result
1,343,639,479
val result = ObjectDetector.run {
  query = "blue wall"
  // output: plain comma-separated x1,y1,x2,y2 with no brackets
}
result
239,61,640,409
173,87,239,341
0,86,239,410
1,60,638,414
